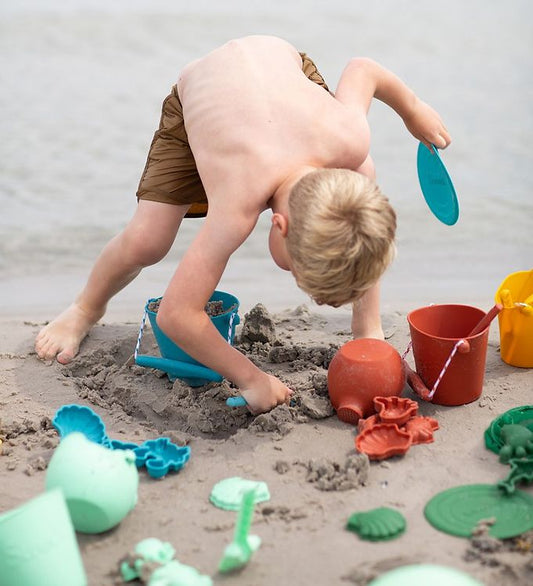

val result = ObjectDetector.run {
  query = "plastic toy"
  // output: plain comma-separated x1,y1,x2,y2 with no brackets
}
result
120,538,212,586
149,561,213,586
327,339,406,424
346,506,406,541
46,432,139,534
355,423,412,460
416,142,459,225
0,489,87,586
121,538,176,582
134,290,240,387
406,304,492,405
52,405,191,479
373,396,418,426
133,437,191,479
368,563,483,586
226,395,248,408
210,477,270,511
218,488,261,573
404,416,440,445
484,405,533,455
497,456,533,494
355,397,439,458
498,424,533,463
495,270,533,367
53,404,110,446
424,483,533,539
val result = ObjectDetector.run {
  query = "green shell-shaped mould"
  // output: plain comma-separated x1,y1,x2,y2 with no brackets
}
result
484,405,533,455
210,477,270,511
346,506,406,541
424,483,533,539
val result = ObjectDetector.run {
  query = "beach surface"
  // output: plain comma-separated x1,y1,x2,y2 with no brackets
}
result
1,302,532,586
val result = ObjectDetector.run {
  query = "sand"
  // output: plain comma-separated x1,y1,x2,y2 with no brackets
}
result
1,303,532,585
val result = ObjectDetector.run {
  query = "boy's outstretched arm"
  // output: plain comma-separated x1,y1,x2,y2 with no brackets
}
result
335,57,451,149
156,205,292,415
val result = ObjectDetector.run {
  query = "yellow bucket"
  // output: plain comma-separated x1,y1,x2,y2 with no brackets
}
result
495,270,533,367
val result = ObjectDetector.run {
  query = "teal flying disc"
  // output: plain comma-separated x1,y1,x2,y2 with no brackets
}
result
417,142,459,225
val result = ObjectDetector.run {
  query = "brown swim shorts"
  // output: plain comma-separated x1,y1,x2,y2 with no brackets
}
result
136,53,331,218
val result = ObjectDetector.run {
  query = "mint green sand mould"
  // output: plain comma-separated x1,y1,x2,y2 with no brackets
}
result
120,538,212,586
209,477,270,511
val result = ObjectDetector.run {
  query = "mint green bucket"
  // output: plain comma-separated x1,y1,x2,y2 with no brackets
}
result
0,489,87,586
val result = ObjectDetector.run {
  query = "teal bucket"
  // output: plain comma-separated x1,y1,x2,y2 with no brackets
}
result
135,290,240,387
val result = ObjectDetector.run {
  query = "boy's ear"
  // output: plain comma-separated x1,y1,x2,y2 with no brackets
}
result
271,213,289,237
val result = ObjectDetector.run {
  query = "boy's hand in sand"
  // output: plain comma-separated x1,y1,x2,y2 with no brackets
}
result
240,373,293,415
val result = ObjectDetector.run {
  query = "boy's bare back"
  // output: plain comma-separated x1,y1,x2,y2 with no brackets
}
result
36,35,450,414
177,35,369,215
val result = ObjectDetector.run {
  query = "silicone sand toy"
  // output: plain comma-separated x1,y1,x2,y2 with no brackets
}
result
149,561,213,586
53,404,191,479
497,424,533,463
355,396,439,459
368,563,483,586
120,538,212,585
373,396,418,426
135,291,240,387
121,538,176,581
327,339,406,424
483,406,533,493
53,404,110,446
498,456,533,494
218,488,261,573
210,477,270,511
346,507,406,541
46,432,139,534
355,423,412,460
0,489,88,586
132,437,191,479
424,483,533,539
404,416,440,445
484,405,533,455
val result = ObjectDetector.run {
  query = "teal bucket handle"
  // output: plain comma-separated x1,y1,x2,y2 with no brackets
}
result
135,355,223,386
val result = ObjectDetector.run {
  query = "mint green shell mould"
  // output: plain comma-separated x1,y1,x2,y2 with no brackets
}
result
210,477,270,511
346,507,406,541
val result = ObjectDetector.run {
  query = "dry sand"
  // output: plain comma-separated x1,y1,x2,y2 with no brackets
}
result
1,303,532,585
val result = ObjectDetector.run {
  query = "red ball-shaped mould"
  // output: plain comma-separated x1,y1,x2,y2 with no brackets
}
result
328,339,406,425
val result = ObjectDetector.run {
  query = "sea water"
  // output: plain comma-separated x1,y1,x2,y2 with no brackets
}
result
1,0,531,317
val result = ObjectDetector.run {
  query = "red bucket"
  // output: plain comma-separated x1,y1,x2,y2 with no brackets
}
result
407,304,489,406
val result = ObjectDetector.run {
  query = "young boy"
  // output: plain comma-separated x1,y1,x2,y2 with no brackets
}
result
36,35,450,414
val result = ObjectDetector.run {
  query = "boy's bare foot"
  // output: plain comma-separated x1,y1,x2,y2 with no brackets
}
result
35,303,104,364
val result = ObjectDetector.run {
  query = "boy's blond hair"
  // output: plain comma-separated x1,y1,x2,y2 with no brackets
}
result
286,168,396,307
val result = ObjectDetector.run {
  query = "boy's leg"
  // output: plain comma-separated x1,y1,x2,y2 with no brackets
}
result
351,281,384,340
35,200,190,363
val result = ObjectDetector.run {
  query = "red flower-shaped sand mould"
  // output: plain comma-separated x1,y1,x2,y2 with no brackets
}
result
355,423,412,460
373,396,418,426
405,416,439,445
355,396,439,460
